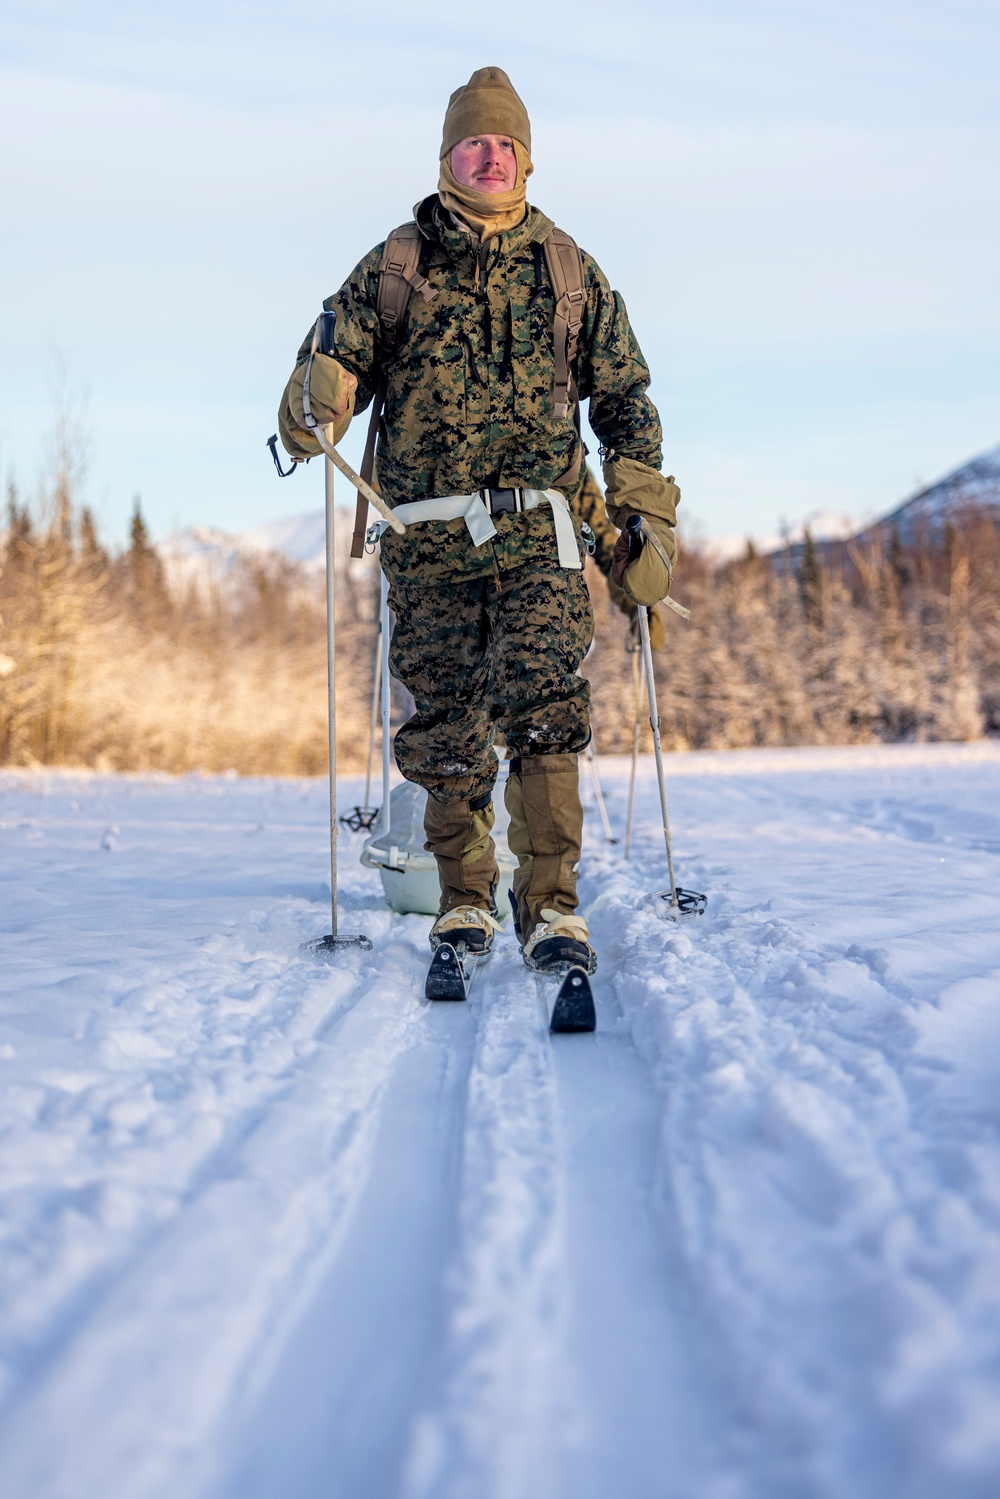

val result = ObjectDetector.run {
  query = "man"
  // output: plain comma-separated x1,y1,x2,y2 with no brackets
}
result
278,67,679,975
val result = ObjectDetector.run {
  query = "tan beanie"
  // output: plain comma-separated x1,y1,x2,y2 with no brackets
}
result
440,66,531,158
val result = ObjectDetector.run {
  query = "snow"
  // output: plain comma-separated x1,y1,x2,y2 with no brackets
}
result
2,743,1000,1498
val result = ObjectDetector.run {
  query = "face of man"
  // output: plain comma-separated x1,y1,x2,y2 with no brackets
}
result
449,134,517,193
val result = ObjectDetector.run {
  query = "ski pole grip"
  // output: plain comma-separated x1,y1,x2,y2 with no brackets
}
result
625,513,645,564
317,309,337,356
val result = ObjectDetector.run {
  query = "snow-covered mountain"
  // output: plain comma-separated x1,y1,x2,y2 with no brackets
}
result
872,440,1000,540
239,510,328,566
159,509,363,596
707,508,862,563
713,442,1000,560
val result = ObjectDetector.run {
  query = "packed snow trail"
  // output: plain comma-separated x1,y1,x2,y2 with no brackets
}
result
1,745,1000,1497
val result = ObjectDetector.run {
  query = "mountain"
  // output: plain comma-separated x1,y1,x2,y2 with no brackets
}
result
707,509,861,563
867,441,1000,542
239,510,328,567
720,441,1000,568
159,509,364,595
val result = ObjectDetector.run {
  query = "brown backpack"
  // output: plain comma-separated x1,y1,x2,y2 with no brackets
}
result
349,220,587,558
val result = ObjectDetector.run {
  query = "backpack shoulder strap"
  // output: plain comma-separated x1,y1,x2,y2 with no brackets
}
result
376,222,437,358
350,224,438,558
542,227,586,420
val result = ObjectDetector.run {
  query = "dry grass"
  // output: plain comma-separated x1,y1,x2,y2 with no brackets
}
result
2,477,997,776
0,491,376,776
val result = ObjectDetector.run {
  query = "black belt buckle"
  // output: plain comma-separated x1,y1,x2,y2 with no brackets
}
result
483,487,523,517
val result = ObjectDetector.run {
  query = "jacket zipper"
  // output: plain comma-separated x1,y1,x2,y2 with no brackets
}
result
473,241,493,369
463,334,483,385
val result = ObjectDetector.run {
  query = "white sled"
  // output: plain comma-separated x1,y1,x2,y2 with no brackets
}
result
361,779,516,918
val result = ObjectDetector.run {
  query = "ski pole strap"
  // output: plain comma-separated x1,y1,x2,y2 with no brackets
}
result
351,375,386,560
300,311,336,432
267,433,298,478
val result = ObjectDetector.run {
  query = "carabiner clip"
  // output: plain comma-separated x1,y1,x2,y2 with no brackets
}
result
365,522,381,555
581,521,597,556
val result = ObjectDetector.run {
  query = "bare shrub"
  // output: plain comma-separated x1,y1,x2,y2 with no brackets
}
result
0,480,377,776
3,445,998,775
583,510,999,753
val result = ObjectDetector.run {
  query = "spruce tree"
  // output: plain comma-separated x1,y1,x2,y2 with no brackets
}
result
126,496,168,620
79,507,109,575
797,527,823,629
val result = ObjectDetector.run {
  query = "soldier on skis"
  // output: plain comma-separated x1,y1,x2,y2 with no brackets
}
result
278,66,679,976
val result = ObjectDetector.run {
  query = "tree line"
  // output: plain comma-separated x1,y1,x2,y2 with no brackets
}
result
2,475,996,776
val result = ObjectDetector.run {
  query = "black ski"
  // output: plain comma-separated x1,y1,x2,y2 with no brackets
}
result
426,945,594,1028
425,944,467,1000
425,943,474,1001
549,965,596,1033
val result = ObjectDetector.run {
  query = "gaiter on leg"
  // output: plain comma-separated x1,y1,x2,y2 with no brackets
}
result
504,753,583,937
423,792,499,914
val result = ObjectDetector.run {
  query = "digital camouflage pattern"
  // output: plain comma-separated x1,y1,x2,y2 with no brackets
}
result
284,195,661,519
387,505,594,803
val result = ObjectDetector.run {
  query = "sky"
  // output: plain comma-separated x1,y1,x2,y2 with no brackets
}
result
1,0,998,546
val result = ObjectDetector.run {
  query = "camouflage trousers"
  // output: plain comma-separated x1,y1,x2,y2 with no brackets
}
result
384,514,594,804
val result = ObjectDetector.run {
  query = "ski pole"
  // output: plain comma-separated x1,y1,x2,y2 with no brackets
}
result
636,602,681,906
364,629,382,814
624,516,706,915
318,437,405,537
624,648,642,860
302,431,373,956
380,571,392,838
585,739,617,843
340,604,382,832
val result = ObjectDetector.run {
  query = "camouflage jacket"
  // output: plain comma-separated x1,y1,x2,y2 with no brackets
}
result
288,196,662,510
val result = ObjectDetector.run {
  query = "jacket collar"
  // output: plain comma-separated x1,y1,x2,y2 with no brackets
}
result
413,194,555,257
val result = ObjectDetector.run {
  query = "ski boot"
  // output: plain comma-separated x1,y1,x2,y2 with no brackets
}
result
429,906,502,958
522,908,597,976
426,906,501,1001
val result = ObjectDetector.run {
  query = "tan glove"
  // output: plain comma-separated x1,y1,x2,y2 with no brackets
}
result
603,456,679,607
277,352,357,462
607,578,666,650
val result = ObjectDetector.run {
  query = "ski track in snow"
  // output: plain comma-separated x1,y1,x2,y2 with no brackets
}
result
1,746,999,1498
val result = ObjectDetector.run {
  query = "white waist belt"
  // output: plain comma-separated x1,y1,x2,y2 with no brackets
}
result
388,488,582,570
